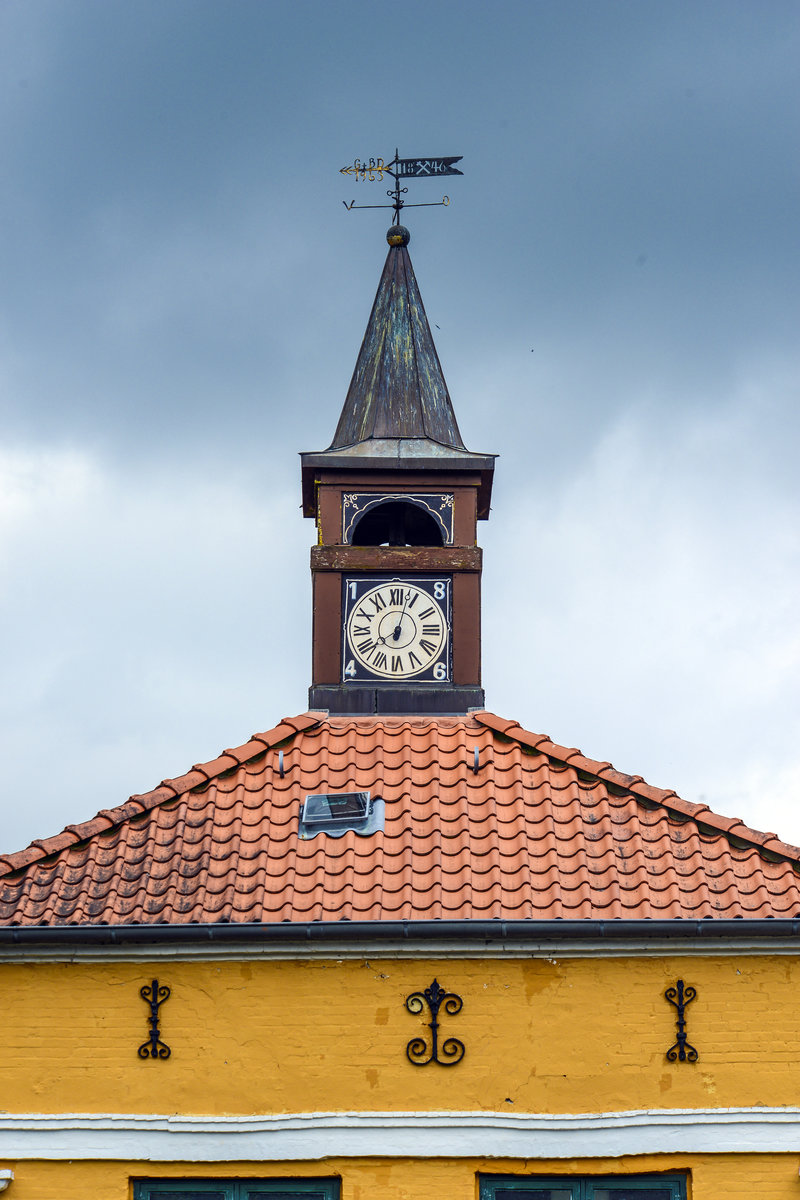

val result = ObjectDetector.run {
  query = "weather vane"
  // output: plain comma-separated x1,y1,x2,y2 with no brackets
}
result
340,149,463,223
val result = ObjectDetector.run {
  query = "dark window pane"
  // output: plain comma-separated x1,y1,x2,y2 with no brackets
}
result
594,1191,673,1200
248,1195,328,1200
140,1185,336,1200
495,1191,574,1200
148,1194,227,1200
486,1177,682,1200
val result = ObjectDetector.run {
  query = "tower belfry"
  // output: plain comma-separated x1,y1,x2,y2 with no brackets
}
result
301,224,496,715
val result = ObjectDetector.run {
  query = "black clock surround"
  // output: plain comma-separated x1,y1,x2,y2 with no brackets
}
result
342,576,451,685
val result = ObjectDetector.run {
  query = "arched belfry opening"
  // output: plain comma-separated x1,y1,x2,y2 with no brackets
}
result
351,499,445,547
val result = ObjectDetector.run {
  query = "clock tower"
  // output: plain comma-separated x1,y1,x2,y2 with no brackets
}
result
301,224,495,715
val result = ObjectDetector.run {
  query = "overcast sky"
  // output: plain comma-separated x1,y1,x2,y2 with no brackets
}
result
1,0,798,855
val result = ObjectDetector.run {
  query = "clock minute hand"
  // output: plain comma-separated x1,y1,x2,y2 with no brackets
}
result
393,589,411,640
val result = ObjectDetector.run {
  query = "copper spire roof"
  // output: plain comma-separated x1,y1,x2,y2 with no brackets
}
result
300,227,495,517
330,225,466,450
2,712,800,929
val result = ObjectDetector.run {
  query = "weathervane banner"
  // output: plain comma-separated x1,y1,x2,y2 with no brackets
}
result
394,156,463,177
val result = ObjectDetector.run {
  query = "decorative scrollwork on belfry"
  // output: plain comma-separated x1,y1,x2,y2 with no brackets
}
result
405,977,465,1067
665,978,698,1063
137,978,171,1060
342,491,454,544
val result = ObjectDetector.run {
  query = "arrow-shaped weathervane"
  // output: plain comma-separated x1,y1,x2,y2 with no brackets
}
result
340,150,463,220
340,158,391,181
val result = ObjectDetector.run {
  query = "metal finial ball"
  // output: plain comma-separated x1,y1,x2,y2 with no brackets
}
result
387,225,410,247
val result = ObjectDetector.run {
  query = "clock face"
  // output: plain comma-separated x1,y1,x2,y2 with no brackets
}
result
343,577,451,683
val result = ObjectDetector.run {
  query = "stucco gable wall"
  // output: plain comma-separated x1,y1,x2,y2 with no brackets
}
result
1,953,797,1116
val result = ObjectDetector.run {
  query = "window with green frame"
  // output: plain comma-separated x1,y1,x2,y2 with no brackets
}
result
134,1179,339,1200
479,1174,686,1200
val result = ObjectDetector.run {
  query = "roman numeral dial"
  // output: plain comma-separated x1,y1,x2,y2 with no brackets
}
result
343,577,450,682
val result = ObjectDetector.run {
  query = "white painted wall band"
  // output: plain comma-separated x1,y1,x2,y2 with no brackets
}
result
1,1108,799,1161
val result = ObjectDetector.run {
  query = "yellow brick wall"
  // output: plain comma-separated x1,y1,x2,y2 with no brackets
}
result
2,954,799,1115
3,1154,800,1200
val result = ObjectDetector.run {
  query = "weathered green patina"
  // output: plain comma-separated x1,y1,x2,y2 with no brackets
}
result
331,231,465,450
300,227,495,519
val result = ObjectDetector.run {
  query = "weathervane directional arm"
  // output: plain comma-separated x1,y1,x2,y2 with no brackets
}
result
339,149,463,222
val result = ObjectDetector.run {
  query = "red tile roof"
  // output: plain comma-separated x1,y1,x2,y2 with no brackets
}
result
2,712,799,926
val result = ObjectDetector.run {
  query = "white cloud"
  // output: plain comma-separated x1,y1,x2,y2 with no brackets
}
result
483,380,800,844
0,444,308,853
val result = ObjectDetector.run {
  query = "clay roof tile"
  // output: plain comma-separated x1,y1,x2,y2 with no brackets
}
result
2,711,799,926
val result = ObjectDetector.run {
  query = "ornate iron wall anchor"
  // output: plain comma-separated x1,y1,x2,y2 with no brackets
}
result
405,978,464,1066
137,978,171,1060
665,978,698,1062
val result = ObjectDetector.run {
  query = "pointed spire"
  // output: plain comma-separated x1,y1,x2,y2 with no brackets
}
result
301,224,495,519
329,225,465,450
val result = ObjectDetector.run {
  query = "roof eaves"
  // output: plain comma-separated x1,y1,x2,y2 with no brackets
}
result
4,916,800,951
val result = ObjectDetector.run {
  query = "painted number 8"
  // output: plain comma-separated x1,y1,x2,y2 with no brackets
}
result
434,581,446,599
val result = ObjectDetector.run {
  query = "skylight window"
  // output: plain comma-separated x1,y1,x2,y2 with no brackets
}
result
299,791,384,839
304,792,370,825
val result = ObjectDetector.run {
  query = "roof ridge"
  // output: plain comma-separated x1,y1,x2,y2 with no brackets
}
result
323,713,476,727
0,713,321,878
475,712,800,868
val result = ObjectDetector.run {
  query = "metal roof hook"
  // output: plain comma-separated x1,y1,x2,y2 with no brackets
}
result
473,746,480,775
278,750,285,779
